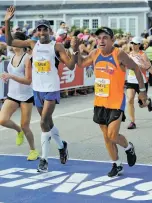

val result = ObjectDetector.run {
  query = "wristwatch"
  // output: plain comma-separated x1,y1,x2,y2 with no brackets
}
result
73,51,79,55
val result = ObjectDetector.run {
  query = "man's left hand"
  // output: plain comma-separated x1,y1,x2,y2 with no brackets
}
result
71,37,81,52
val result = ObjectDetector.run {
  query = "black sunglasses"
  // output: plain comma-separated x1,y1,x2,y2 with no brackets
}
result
131,42,140,45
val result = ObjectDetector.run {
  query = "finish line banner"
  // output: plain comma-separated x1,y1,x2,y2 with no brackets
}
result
0,60,95,98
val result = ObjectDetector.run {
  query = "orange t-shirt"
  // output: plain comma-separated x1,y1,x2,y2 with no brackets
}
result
93,47,126,110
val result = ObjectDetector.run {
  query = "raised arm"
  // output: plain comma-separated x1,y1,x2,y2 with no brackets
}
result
55,42,78,70
4,6,33,48
77,49,95,68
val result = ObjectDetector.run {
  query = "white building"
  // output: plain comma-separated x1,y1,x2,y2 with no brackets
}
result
0,0,151,36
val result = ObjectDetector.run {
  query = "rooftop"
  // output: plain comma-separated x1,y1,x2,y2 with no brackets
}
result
0,0,149,10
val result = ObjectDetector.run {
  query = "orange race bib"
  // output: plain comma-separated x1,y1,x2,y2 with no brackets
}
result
95,78,110,97
34,60,51,73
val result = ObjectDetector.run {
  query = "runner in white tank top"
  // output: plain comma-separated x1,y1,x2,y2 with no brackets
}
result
5,7,79,172
126,37,152,130
7,53,33,101
0,32,39,161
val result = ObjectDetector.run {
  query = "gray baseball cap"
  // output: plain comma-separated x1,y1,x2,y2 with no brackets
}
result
35,20,51,29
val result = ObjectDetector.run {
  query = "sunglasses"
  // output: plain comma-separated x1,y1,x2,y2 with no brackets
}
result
131,42,140,45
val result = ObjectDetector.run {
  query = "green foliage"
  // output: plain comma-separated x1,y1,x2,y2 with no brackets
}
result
70,25,124,35
70,25,90,33
111,28,124,35
70,25,77,32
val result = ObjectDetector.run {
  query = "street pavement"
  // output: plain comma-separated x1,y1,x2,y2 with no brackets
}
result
0,88,152,165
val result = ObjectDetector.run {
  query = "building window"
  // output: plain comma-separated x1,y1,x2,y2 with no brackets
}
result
18,21,24,29
129,18,136,36
109,17,137,36
120,18,126,33
83,19,89,28
110,18,117,29
1,21,13,28
73,19,80,28
56,20,62,29
35,21,39,28
49,20,54,26
26,21,33,28
92,19,98,29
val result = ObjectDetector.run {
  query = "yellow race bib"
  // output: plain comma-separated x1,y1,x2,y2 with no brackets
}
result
34,60,51,73
129,70,135,76
95,78,110,97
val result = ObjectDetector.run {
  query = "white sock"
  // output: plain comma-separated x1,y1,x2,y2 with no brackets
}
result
51,126,64,149
125,143,132,151
114,159,122,166
41,131,51,161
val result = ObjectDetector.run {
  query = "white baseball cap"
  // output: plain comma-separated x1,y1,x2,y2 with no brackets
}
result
130,36,143,44
57,28,67,36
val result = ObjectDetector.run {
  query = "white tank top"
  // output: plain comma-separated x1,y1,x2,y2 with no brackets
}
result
32,40,60,92
127,54,147,84
7,53,33,101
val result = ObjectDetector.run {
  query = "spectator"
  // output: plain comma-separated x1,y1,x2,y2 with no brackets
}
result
143,39,149,50
30,29,39,42
12,25,21,33
56,21,66,37
0,26,6,43
56,29,67,43
0,42,9,62
49,29,56,41
145,40,152,86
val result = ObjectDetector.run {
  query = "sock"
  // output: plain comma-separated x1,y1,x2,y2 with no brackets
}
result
41,131,51,161
115,159,122,166
125,143,132,151
146,99,150,105
112,159,121,166
51,126,64,149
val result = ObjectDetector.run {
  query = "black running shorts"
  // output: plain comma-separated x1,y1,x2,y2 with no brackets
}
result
93,106,126,126
126,82,148,93
7,96,34,106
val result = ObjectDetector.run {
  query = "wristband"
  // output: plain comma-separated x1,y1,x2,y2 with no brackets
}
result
139,88,146,92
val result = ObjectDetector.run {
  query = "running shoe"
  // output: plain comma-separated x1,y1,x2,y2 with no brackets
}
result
37,158,48,172
16,131,24,146
108,163,124,177
27,150,39,161
125,142,137,167
148,98,152,112
127,122,136,129
58,141,68,164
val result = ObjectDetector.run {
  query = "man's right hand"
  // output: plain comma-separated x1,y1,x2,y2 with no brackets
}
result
4,6,15,21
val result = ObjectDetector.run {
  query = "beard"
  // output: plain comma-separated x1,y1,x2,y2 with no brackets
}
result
39,35,50,44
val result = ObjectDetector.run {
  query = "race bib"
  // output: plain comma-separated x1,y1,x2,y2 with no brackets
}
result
95,78,110,97
34,60,51,73
129,70,135,76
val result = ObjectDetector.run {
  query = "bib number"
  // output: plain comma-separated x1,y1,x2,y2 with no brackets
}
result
95,78,110,97
34,60,51,73
129,70,135,76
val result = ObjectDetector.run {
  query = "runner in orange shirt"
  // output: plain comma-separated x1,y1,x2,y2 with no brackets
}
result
78,27,147,177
